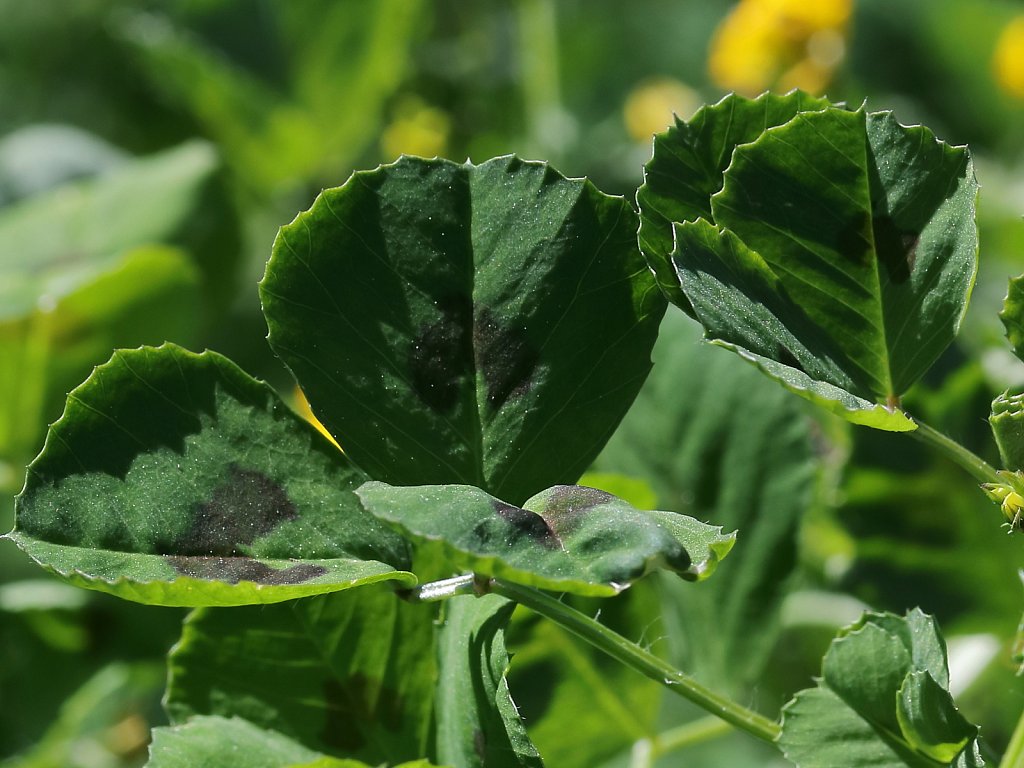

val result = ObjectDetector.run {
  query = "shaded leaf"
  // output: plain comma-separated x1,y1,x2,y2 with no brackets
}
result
642,98,977,430
166,585,436,765
591,309,822,699
261,155,665,505
7,345,412,606
357,481,734,597
779,610,982,767
637,90,832,313
146,715,439,768
435,595,542,768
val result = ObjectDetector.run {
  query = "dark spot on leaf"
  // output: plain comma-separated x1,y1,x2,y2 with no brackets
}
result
410,294,472,411
835,211,873,266
873,214,918,284
474,307,538,412
172,465,298,556
321,673,408,751
165,556,326,584
491,500,561,549
539,485,615,533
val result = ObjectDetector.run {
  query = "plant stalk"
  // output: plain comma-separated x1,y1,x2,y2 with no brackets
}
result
1000,705,1024,768
629,717,734,768
908,418,1002,485
488,579,781,744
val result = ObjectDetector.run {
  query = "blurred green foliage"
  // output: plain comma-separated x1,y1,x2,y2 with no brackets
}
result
4,1,1024,765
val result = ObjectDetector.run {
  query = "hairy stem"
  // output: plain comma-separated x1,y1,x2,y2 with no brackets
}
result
908,417,1002,485
488,579,781,744
629,717,734,768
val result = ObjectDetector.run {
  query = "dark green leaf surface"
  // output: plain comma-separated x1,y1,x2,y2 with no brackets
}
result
357,481,734,597
641,98,977,430
166,586,436,764
261,155,665,505
637,90,832,312
435,595,542,768
7,345,412,606
147,715,439,768
779,610,982,767
591,309,821,698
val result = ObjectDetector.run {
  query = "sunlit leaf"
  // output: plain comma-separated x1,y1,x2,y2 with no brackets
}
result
7,345,412,606
261,155,665,505
357,481,734,597
779,610,983,767
640,97,977,431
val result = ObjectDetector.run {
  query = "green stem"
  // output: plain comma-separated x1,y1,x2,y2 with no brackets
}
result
488,579,781,744
908,418,1002,485
1000,706,1024,768
629,717,734,768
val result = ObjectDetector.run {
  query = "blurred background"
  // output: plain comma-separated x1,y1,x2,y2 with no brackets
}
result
4,1,1024,765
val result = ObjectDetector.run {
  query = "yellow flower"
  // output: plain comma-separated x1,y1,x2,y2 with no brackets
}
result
994,15,1024,99
623,78,699,142
708,0,852,96
380,96,451,159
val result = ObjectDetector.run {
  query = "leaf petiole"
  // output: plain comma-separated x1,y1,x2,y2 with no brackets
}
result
908,417,1003,485
486,579,781,744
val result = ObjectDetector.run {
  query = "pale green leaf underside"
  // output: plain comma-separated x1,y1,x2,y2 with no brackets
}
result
645,97,976,430
0,140,237,321
8,345,412,607
261,155,665,506
147,715,439,768
779,609,982,767
357,481,735,597
435,595,543,768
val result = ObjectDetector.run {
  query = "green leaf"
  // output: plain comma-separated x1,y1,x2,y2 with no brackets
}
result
1000,272,1024,362
642,100,977,430
166,585,436,765
0,140,240,317
261,155,665,505
590,309,822,697
118,2,423,189
990,388,1024,471
357,481,734,597
7,345,413,606
435,595,542,768
0,245,203,465
637,90,833,313
146,715,439,768
779,609,983,767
